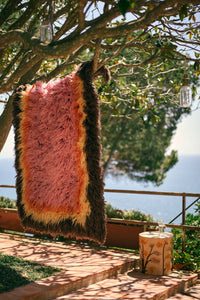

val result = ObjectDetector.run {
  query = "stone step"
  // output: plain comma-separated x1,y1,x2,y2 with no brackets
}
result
0,233,139,300
0,233,199,300
168,280,200,299
54,271,198,300
169,295,198,300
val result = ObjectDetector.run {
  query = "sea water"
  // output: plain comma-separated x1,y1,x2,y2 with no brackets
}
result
0,155,200,224
104,155,200,223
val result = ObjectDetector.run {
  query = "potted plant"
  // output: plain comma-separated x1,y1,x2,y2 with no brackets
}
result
105,202,155,249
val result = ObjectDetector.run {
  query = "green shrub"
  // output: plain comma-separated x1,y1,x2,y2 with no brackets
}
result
173,250,196,271
105,202,124,219
0,197,154,222
0,196,16,209
172,200,200,271
105,202,154,222
123,209,154,222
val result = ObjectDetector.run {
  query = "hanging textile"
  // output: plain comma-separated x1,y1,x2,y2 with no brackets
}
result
13,61,110,244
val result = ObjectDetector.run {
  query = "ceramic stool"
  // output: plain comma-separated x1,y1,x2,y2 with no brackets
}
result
139,231,173,275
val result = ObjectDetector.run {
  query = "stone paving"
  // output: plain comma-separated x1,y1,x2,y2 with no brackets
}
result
54,272,199,299
168,280,200,299
0,233,199,300
0,233,138,299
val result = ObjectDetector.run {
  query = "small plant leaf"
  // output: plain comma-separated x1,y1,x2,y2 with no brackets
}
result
118,0,130,16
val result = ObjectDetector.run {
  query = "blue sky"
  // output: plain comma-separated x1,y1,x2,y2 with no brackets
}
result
168,100,200,156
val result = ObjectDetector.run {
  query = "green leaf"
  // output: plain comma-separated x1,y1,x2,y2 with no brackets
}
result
179,4,188,21
179,13,184,21
118,0,130,16
130,1,135,9
194,61,200,71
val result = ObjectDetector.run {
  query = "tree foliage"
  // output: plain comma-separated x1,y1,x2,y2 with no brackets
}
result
0,0,200,182
99,52,198,184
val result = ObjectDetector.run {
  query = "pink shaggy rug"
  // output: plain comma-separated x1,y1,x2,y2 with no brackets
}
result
13,61,109,244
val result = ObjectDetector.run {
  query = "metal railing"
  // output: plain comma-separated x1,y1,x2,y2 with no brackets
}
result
1,185,200,251
105,189,200,251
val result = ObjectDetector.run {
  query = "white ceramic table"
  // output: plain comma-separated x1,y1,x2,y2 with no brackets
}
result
139,231,173,275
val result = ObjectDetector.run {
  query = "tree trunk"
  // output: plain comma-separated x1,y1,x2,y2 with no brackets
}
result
0,95,13,152
0,60,43,152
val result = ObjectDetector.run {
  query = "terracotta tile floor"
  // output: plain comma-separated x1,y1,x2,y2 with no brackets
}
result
0,233,198,300
0,233,138,299
55,271,198,299
168,280,200,300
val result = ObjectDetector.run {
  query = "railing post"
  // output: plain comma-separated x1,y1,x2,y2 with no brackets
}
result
182,194,186,252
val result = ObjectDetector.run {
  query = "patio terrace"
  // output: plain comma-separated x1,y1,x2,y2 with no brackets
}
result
0,232,199,300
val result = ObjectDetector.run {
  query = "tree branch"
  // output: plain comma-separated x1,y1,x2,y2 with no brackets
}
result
0,0,21,27
0,47,24,83
0,54,41,93
0,94,14,152
30,45,87,84
1,1,199,62
53,9,79,41
110,52,159,72
93,39,102,73
78,1,86,30
8,0,46,30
